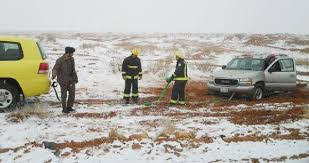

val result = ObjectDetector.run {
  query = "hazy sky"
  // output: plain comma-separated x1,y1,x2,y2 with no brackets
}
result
1,0,308,33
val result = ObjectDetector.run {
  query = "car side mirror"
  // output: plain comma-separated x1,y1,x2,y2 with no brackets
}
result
222,65,226,69
268,69,273,73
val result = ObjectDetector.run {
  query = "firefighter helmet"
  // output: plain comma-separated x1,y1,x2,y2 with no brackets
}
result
175,50,184,59
131,49,140,56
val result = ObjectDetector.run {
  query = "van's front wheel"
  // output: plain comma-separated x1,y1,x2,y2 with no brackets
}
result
0,83,18,112
252,84,264,100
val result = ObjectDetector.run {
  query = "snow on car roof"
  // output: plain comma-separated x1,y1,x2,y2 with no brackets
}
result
238,54,291,59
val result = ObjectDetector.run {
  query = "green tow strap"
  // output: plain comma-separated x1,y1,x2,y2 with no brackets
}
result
144,82,170,106
157,82,170,102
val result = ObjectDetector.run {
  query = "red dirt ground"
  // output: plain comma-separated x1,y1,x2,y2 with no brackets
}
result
72,111,117,119
230,107,304,125
142,81,309,108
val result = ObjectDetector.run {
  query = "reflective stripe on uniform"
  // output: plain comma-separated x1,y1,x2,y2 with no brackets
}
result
126,75,139,79
184,62,188,78
170,99,177,104
175,62,188,80
123,94,130,97
132,93,139,97
175,77,189,80
122,72,126,74
128,65,138,69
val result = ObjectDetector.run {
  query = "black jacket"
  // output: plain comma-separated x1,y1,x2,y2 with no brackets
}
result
172,59,188,81
122,55,142,79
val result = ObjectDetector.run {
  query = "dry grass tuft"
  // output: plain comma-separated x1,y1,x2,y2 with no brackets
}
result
132,143,142,150
148,53,175,77
6,103,49,123
110,57,122,74
296,58,309,66
115,42,159,52
194,62,217,72
223,34,247,41
175,131,196,140
245,34,273,46
129,132,149,141
302,105,309,119
200,45,231,55
6,112,30,123
108,128,127,141
155,118,176,140
163,144,183,157
286,38,309,46
80,43,101,49
46,34,57,42
292,48,309,54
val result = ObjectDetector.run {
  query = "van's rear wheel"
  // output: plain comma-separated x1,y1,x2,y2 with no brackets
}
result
252,84,264,100
0,83,18,112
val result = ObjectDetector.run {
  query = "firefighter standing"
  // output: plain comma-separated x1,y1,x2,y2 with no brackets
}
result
52,47,78,113
122,49,142,104
166,51,188,105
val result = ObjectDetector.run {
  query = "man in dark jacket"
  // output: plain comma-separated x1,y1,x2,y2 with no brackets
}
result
166,51,188,105
52,47,78,113
122,49,142,104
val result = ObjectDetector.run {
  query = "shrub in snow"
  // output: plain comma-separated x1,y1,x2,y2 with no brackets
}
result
5,103,49,123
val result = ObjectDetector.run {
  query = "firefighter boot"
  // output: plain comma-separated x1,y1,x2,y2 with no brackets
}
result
123,97,130,104
132,97,139,104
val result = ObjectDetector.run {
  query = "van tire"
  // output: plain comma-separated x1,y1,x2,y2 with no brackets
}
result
0,83,18,112
251,83,264,100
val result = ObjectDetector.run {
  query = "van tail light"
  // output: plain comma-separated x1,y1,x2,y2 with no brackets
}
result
38,63,49,74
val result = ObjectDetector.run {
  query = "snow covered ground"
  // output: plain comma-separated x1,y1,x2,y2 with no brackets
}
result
0,33,309,162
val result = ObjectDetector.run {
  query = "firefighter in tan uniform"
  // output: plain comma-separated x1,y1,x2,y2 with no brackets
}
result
122,49,142,104
52,47,78,113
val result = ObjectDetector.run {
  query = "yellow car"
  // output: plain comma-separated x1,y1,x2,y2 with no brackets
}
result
0,36,51,111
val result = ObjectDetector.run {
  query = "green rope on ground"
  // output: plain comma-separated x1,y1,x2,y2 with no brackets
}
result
143,82,170,106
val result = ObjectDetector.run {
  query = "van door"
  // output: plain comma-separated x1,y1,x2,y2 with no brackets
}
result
265,59,296,91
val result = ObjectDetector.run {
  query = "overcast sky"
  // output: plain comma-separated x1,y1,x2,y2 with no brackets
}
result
1,0,308,34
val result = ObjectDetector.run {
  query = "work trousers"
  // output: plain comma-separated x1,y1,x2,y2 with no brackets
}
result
124,79,138,99
171,80,187,103
60,83,75,110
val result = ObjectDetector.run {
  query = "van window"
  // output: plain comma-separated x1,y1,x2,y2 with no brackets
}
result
226,58,264,71
37,42,47,60
269,59,294,72
279,59,294,72
269,61,281,72
0,42,23,61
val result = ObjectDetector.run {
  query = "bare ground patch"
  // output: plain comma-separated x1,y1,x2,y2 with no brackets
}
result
46,130,213,154
0,142,41,154
141,81,221,109
115,42,159,52
72,111,117,119
230,107,304,125
223,129,307,143
6,104,49,123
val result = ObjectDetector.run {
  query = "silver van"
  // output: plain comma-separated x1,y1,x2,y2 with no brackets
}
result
207,54,297,100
